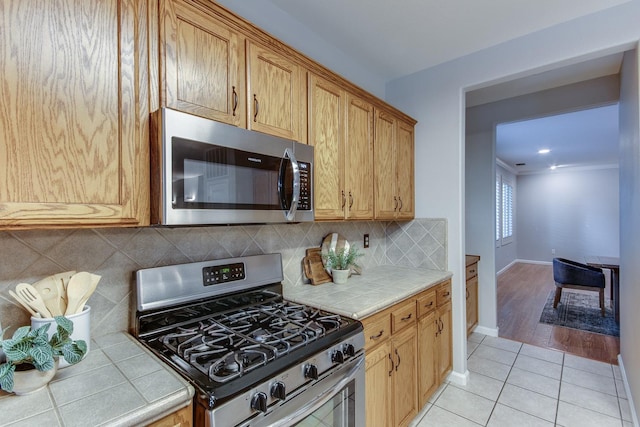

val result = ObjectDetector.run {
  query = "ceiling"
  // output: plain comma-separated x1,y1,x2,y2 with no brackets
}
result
496,104,620,175
266,0,627,174
267,0,629,80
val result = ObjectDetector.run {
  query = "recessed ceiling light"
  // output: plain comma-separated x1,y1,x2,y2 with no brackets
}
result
538,149,551,154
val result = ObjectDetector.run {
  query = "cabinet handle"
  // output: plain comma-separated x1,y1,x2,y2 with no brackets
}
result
395,348,401,371
439,319,444,331
443,291,450,297
401,313,412,321
424,301,434,308
341,190,346,209
349,191,353,209
232,86,238,116
253,94,259,122
469,269,476,274
394,196,398,211
398,196,403,211
435,319,439,336
370,330,384,340
388,353,394,376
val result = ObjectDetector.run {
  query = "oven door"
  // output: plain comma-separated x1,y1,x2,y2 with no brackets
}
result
246,355,365,427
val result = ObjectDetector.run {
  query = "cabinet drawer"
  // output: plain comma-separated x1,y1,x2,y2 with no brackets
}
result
436,282,452,306
363,315,391,349
466,263,478,280
417,290,437,318
391,300,416,333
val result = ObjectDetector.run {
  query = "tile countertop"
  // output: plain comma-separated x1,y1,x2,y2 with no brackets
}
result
0,332,194,427
284,265,452,320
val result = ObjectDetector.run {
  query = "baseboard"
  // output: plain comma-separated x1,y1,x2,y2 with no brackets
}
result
472,325,499,337
516,258,552,266
618,354,640,427
497,260,518,275
447,369,470,387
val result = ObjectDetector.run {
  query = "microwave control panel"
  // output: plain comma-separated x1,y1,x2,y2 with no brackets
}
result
298,161,311,211
203,262,245,286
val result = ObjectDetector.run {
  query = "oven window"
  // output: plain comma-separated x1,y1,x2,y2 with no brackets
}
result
293,379,356,427
172,137,289,210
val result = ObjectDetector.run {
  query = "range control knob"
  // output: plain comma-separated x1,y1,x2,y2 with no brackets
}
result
331,349,345,364
343,343,356,357
304,364,319,380
271,381,287,400
250,392,268,413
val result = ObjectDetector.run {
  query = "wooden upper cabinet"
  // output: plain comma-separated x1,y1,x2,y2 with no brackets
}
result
161,0,245,126
308,74,373,220
345,95,374,220
247,41,302,140
374,109,415,220
374,111,398,219
396,119,415,219
0,0,149,229
308,75,346,219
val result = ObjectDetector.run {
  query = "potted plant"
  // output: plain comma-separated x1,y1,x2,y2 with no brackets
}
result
323,246,364,284
0,316,87,395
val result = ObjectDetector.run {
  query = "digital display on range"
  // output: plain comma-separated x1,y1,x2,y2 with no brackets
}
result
202,263,245,286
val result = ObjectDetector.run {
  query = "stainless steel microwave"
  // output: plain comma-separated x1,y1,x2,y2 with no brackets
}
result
150,108,314,225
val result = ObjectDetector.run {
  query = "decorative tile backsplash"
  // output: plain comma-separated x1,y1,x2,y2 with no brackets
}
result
0,218,446,338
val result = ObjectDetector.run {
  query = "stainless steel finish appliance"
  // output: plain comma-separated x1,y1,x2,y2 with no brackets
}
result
134,253,364,427
151,108,314,225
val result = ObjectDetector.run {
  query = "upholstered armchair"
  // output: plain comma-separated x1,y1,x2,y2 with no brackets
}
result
552,258,606,316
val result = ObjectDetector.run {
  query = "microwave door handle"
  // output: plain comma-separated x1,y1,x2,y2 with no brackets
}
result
282,148,300,221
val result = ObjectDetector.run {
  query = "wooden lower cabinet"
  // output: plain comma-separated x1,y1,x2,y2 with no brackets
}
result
146,403,192,427
466,256,480,335
363,279,451,427
365,341,392,427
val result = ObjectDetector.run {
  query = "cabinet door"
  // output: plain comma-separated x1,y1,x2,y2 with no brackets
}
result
147,403,192,427
308,75,345,220
392,325,418,427
467,276,478,335
162,0,244,126
437,302,453,380
396,119,415,219
345,95,374,220
247,41,301,140
365,341,392,427
418,311,438,407
0,0,149,228
374,110,397,219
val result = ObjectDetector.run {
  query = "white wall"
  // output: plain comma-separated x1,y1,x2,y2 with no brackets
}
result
517,168,620,262
387,0,640,390
619,48,640,426
214,0,386,98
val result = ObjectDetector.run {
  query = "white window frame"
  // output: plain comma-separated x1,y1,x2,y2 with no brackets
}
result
496,172,515,247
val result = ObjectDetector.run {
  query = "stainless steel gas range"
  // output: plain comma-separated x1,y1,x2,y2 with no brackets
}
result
133,253,365,427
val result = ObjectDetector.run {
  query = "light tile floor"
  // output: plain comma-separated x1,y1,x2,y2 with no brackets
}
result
411,333,632,427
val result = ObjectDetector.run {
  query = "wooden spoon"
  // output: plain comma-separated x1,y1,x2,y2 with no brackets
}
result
8,289,41,318
73,273,101,314
65,272,93,316
15,283,52,318
32,276,64,316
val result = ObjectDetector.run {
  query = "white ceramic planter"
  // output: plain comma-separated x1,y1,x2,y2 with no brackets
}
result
11,360,58,395
331,269,350,284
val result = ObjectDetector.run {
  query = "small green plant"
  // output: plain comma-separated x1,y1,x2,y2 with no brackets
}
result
323,246,364,271
0,316,87,392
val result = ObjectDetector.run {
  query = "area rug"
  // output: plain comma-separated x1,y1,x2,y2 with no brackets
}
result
539,290,619,337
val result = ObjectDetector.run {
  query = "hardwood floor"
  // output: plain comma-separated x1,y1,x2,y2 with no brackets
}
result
497,262,620,364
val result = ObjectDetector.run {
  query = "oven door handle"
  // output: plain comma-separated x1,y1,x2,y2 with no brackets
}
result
269,356,364,427
280,147,300,221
